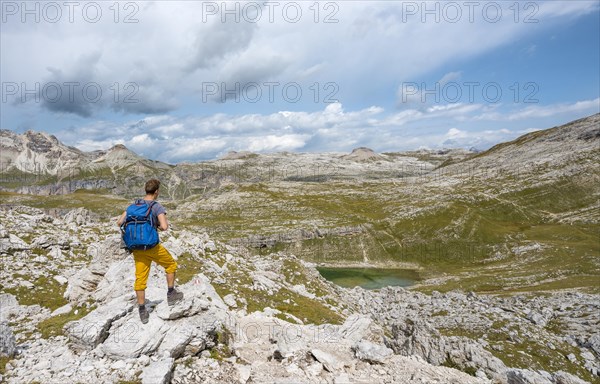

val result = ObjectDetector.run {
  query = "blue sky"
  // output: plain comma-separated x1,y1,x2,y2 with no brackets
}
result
1,1,599,162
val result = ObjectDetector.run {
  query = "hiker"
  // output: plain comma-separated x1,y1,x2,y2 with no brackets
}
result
117,178,184,324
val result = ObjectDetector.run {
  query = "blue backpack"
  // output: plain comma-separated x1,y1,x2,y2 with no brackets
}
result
121,200,159,251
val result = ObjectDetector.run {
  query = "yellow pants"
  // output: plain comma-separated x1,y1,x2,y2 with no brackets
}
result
132,244,177,291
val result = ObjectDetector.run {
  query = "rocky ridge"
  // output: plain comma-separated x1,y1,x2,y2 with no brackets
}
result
0,129,463,196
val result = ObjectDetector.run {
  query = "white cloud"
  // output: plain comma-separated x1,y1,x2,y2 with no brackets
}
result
246,134,311,152
474,98,600,121
130,133,153,146
446,128,467,139
439,71,462,85
62,96,596,162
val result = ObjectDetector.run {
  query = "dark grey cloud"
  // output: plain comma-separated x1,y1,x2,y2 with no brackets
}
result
38,52,103,117
185,18,257,73
29,51,179,117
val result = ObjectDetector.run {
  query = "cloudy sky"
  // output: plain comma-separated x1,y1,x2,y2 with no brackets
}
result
1,0,599,162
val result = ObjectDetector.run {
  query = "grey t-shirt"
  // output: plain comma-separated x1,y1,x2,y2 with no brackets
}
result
134,199,166,226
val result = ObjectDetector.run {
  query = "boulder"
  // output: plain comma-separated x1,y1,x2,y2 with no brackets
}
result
552,371,591,384
338,314,382,343
352,340,393,364
140,357,174,384
0,233,29,253
311,348,344,372
0,293,19,321
155,296,210,320
51,303,73,317
53,275,68,285
506,369,553,384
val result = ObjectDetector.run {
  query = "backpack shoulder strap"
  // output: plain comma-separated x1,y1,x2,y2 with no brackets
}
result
146,200,158,224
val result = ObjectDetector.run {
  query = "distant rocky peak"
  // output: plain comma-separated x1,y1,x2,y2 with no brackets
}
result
350,147,375,154
109,144,129,151
342,147,384,162
220,150,257,160
24,130,61,153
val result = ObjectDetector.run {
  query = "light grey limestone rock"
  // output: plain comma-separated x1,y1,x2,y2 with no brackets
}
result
0,293,19,321
506,369,553,384
552,370,591,384
51,303,73,317
586,334,600,357
140,357,174,384
53,274,68,285
100,314,170,359
65,295,133,349
0,234,29,253
311,348,344,372
352,340,393,364
0,321,17,357
223,294,237,308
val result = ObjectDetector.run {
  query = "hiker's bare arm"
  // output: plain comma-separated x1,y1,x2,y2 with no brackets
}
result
157,213,169,231
117,211,126,226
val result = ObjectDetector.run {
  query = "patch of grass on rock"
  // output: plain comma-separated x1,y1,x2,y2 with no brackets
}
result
2,275,67,310
37,304,95,339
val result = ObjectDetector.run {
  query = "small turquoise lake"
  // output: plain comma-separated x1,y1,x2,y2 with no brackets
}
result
316,267,420,290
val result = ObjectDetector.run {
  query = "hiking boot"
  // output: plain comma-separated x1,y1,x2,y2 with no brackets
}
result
167,288,184,306
139,305,149,324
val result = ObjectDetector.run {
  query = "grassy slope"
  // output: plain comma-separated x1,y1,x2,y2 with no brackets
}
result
172,164,599,293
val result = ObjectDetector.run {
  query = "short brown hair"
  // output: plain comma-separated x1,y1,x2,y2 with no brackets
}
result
145,179,160,194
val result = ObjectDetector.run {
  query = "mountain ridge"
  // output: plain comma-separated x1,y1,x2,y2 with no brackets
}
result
3,113,598,176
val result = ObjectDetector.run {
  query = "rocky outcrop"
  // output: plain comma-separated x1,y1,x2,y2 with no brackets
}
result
2,219,495,384
506,369,590,384
229,311,488,384
64,235,128,303
0,129,85,176
0,294,20,322
231,225,368,249
63,208,97,226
